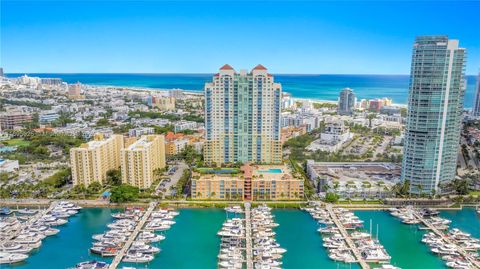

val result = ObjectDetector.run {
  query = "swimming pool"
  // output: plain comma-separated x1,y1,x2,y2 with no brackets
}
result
257,168,283,174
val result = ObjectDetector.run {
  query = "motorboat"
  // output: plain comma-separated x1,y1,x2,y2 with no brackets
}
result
0,208,12,215
75,260,109,269
122,252,154,263
89,247,118,257
16,208,37,215
137,232,165,243
0,243,33,254
0,252,28,264
225,206,243,214
129,241,160,254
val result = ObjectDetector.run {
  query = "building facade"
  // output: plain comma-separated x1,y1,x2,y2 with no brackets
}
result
39,110,60,124
204,64,282,165
473,72,480,117
337,88,356,115
401,36,467,194
0,112,33,130
70,134,124,186
191,164,303,200
152,96,175,111
120,135,166,189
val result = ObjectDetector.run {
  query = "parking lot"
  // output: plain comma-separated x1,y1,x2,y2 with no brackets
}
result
155,161,188,197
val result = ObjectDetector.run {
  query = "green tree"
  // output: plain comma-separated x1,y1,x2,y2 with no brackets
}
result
106,169,122,186
110,184,139,203
325,192,340,203
179,145,201,165
87,182,103,194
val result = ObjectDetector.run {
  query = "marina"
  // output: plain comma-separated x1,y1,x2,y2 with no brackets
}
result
76,203,179,268
217,205,246,269
0,201,81,266
304,204,397,269
0,206,479,268
389,206,480,268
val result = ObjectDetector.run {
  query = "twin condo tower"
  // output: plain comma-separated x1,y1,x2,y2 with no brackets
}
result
203,64,282,165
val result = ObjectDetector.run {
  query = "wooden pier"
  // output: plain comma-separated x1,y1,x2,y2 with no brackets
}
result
109,202,157,269
326,205,370,269
244,203,253,269
413,211,480,268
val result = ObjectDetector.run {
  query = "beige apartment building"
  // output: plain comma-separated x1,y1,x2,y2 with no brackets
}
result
70,134,124,186
121,135,166,189
152,96,175,111
191,164,304,200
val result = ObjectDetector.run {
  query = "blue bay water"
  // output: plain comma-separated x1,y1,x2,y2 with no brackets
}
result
4,208,120,269
6,73,478,108
3,207,479,268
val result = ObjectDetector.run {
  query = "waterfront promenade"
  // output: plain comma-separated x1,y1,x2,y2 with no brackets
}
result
109,201,158,269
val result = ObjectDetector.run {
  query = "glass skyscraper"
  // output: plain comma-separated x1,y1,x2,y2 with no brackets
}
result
401,36,467,194
204,64,282,165
337,87,356,115
473,72,480,117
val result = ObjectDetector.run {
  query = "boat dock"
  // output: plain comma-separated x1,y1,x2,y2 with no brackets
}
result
244,203,253,269
109,201,158,269
412,211,480,268
4,201,57,242
326,205,370,269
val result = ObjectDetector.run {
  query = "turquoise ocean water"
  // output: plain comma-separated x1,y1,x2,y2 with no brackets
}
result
3,207,479,269
5,73,478,108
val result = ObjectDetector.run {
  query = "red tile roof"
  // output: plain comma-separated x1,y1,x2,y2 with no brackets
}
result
252,64,267,70
219,64,234,70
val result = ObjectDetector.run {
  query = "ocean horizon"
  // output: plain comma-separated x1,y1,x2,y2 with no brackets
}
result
5,73,478,108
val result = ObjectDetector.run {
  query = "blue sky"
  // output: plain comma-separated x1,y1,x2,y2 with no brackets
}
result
1,0,479,74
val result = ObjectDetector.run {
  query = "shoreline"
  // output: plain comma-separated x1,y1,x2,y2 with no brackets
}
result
85,83,411,107
0,198,467,210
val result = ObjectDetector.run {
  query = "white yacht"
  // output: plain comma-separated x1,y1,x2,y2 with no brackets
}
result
0,252,29,264
0,243,33,254
122,252,154,263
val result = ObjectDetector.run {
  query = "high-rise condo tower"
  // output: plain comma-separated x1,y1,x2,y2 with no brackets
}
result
473,72,480,117
204,64,282,165
401,36,467,194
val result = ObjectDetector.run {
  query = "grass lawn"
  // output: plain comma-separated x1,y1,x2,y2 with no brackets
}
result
3,139,30,147
468,191,480,196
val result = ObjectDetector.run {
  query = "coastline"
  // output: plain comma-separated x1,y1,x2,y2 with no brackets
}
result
86,83,411,108
0,198,464,210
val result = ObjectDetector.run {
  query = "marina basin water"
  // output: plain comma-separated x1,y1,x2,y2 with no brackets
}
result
440,207,480,240
273,209,360,269
122,208,225,269
355,210,445,269
4,207,120,269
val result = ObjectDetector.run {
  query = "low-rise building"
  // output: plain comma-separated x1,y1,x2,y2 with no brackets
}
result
0,159,19,173
121,135,166,189
152,96,175,111
307,121,353,152
174,120,197,133
0,111,33,130
39,110,60,124
128,127,155,138
306,160,400,199
191,164,304,200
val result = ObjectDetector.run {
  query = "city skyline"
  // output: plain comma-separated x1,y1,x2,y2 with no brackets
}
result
2,1,480,74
